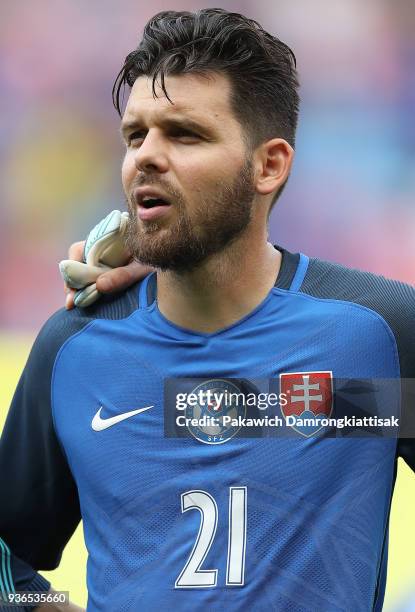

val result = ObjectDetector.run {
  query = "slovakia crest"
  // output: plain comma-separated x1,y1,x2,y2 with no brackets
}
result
280,371,333,437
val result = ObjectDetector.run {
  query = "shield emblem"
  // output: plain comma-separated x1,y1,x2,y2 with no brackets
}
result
280,371,333,437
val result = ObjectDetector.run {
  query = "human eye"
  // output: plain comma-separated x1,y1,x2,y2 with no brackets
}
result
170,127,201,141
127,131,147,146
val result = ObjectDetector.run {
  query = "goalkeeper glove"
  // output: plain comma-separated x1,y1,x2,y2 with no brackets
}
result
59,210,130,308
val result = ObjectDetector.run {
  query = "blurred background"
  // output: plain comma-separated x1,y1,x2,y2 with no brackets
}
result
0,0,414,609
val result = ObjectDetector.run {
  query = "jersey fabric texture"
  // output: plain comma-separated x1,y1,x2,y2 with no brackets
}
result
1,246,414,612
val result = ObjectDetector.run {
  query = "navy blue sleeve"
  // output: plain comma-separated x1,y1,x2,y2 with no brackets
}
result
0,284,140,604
0,310,85,598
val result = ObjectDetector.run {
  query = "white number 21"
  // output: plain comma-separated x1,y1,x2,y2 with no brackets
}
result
175,487,247,588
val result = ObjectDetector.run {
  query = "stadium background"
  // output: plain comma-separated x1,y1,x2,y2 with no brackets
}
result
1,0,414,609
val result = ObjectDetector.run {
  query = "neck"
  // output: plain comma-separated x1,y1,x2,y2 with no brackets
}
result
156,229,281,333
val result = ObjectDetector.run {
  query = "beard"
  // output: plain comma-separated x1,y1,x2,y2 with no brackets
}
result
125,155,256,272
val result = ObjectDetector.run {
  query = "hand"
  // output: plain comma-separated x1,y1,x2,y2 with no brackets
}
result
64,242,152,309
61,211,154,309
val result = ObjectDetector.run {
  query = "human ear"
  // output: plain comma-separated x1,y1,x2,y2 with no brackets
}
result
255,138,294,197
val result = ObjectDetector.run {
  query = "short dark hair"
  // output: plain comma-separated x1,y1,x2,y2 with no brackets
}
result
113,8,300,204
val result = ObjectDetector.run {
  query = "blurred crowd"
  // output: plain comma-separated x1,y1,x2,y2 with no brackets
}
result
0,0,414,330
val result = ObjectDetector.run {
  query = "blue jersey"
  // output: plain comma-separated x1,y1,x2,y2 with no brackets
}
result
1,247,415,611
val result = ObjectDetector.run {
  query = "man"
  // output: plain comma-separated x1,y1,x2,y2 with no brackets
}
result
1,8,414,612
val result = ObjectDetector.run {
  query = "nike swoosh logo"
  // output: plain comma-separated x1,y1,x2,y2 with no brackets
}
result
91,405,153,431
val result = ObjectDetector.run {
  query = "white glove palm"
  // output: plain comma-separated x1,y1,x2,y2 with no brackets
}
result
59,210,130,307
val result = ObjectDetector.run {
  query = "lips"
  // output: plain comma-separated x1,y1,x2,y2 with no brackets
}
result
133,187,173,221
141,197,169,208
134,187,171,207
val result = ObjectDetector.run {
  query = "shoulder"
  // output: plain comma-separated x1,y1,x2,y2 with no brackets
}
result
301,255,415,313
29,282,141,376
300,255,415,371
299,254,415,468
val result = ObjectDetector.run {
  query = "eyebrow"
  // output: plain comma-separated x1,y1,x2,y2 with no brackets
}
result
119,116,212,140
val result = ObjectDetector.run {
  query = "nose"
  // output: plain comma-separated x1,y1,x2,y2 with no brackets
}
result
134,130,169,174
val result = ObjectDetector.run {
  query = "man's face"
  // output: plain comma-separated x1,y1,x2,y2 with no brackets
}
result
121,72,257,272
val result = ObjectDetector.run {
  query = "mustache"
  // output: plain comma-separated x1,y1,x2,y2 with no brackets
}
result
131,175,160,189
128,177,184,206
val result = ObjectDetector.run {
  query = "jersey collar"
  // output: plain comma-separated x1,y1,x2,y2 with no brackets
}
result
138,245,306,308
